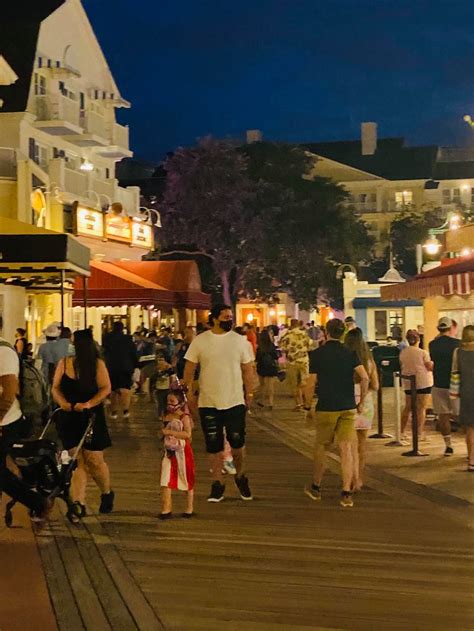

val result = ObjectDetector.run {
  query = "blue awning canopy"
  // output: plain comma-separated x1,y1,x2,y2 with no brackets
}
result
353,297,422,309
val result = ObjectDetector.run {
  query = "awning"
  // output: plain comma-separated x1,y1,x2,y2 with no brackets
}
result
353,297,422,309
0,218,90,290
381,256,474,301
112,260,211,309
72,260,175,307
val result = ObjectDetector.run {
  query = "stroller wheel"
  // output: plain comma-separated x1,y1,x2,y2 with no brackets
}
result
66,502,84,524
5,510,13,528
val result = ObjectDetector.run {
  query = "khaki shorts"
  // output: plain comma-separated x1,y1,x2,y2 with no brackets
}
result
315,409,356,446
286,362,309,390
432,387,460,416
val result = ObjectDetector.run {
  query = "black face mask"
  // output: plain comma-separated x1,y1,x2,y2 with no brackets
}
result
219,320,233,332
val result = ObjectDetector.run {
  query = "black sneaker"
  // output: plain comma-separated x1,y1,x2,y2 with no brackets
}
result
99,490,115,514
444,446,454,456
207,481,225,503
235,475,253,501
158,512,172,520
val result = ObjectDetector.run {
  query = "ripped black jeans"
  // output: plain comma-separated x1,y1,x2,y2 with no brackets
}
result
199,405,246,454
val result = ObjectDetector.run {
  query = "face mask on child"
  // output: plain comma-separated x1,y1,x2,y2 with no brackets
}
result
167,402,183,413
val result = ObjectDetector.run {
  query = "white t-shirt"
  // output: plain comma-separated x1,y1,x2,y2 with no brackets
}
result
0,339,22,426
400,346,434,390
185,330,254,410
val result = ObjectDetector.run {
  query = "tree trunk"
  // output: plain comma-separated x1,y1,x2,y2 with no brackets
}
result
220,270,232,306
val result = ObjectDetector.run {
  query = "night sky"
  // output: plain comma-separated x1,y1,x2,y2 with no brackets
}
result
83,0,474,163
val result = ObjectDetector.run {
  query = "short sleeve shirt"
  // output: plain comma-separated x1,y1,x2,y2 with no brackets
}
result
279,328,312,364
309,341,361,411
429,335,460,389
185,330,254,409
0,339,22,426
399,346,434,390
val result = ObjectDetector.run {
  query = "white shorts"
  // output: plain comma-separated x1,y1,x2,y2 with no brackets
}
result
432,387,459,416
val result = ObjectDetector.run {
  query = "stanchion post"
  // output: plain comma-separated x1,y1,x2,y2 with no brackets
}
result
370,361,392,439
386,371,403,447
402,374,428,457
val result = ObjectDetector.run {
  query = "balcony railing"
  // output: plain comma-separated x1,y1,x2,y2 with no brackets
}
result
81,110,108,138
35,94,80,127
92,177,115,200
348,201,378,213
115,185,139,216
0,147,16,178
64,167,88,197
109,122,129,148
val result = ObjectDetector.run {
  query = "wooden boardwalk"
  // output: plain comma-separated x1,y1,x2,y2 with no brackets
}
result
37,399,474,630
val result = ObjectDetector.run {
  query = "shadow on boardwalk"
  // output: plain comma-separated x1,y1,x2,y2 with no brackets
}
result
36,399,474,630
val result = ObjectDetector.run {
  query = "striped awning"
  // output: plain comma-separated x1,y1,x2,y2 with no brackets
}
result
381,256,474,301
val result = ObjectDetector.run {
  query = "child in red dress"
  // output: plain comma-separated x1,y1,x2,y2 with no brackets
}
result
159,390,195,519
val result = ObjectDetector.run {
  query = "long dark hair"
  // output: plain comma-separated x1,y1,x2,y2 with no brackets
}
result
73,329,99,390
258,329,275,354
344,327,371,373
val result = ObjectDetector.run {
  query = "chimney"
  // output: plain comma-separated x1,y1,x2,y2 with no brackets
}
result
246,129,263,144
361,122,377,156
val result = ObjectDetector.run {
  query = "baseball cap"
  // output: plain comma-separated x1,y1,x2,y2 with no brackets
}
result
437,316,452,330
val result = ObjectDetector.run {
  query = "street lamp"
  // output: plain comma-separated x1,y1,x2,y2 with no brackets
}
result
140,206,162,227
416,211,463,273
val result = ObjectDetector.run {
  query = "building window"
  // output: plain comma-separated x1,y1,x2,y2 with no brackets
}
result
471,188,474,205
28,138,39,164
374,310,388,340
34,73,46,96
105,168,110,179
452,188,461,204
395,191,413,209
442,189,451,204
37,145,48,169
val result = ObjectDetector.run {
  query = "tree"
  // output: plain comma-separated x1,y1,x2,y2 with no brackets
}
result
241,142,373,308
161,139,373,309
390,208,445,276
161,137,259,305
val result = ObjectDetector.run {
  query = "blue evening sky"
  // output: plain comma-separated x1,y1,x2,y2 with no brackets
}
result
83,0,474,162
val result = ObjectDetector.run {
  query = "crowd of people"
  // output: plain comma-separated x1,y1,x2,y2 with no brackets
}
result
0,306,473,526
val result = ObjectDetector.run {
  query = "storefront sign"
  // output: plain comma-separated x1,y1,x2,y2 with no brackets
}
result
131,221,153,249
105,213,132,243
76,205,104,239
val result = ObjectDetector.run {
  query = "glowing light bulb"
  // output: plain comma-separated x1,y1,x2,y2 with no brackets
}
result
423,236,441,256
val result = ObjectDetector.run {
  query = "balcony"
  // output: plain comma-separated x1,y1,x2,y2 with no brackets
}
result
348,201,378,213
64,167,88,197
0,147,16,178
65,110,110,148
97,122,132,159
34,94,82,135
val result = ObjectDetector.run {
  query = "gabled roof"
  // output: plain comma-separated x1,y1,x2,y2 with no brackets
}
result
0,1,65,112
302,137,439,181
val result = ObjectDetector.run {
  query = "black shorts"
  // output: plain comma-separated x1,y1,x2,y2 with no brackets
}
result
404,387,432,395
109,371,133,391
199,405,246,454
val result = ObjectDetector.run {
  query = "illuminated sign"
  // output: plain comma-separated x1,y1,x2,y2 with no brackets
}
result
105,213,132,243
131,221,153,249
75,205,104,239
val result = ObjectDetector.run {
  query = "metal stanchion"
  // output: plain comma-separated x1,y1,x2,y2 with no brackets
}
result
386,371,404,446
370,362,392,439
401,374,428,457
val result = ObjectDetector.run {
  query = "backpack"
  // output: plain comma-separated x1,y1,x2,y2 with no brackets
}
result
0,341,49,419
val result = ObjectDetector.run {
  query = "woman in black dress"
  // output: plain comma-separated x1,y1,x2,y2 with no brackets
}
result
52,329,113,520
256,328,279,409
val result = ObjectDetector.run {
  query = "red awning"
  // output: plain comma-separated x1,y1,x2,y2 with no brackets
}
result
381,255,474,301
72,260,211,309
112,260,211,309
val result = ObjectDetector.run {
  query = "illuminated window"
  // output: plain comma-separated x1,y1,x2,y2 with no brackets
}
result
395,191,413,208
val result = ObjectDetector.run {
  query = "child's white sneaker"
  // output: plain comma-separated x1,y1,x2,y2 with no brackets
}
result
222,460,237,475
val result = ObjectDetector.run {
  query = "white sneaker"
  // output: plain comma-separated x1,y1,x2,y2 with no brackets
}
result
222,460,237,475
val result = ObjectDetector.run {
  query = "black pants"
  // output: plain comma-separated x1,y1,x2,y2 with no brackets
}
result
0,417,45,513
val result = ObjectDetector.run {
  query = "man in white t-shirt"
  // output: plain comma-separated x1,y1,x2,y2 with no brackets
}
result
0,338,52,522
184,304,255,503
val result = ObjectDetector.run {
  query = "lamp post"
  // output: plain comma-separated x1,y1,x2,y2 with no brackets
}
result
416,211,463,273
139,206,162,227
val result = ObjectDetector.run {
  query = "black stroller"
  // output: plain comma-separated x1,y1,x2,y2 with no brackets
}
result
4,409,94,527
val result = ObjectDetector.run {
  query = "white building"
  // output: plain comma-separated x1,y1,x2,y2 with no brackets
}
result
0,0,149,344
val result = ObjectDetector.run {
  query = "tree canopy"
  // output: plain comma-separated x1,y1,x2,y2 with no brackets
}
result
161,138,372,308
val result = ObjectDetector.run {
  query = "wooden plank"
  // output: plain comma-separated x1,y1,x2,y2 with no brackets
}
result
36,534,84,631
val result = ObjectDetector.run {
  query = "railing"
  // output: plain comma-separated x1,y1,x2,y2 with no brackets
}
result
35,94,80,127
64,167,88,197
0,147,17,178
109,122,129,148
82,110,108,138
92,177,115,200
348,201,378,213
115,185,139,216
